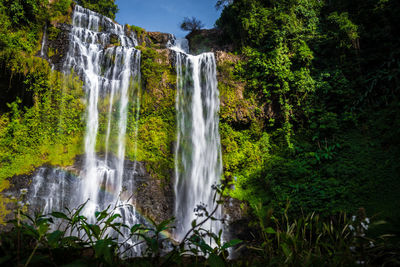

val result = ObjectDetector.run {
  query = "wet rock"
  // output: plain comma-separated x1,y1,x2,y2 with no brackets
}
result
146,32,174,48
46,23,72,71
0,155,174,230
134,163,174,224
0,172,32,232
109,33,120,45
124,25,173,49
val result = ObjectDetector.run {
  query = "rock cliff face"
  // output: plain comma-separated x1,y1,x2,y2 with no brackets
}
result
1,155,174,227
43,23,72,70
42,22,174,72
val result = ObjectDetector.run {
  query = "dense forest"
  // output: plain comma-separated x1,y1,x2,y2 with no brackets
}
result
216,0,400,222
0,0,399,266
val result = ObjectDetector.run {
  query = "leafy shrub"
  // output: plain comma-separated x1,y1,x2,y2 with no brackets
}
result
0,185,241,266
75,0,118,20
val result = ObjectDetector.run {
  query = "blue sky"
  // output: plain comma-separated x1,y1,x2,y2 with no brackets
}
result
115,0,221,37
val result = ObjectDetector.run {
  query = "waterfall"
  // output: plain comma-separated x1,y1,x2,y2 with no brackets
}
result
25,4,223,254
40,24,47,58
171,39,223,241
27,5,143,254
63,4,141,220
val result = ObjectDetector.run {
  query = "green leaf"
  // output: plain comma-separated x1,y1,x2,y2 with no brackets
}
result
191,239,213,253
106,213,121,224
156,218,174,233
89,224,101,238
208,253,225,267
281,243,291,257
130,224,142,234
94,239,115,265
38,221,49,236
51,211,70,221
265,227,276,234
221,239,242,249
47,230,64,247
22,223,40,239
95,210,108,221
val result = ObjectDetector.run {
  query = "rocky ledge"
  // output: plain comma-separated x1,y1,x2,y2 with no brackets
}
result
0,154,174,229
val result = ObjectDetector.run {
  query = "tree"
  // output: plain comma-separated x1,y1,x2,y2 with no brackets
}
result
215,0,233,10
76,0,118,20
179,17,205,32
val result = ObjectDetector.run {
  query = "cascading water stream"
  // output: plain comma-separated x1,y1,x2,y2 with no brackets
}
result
63,5,141,221
28,5,143,255
40,25,47,58
171,39,223,242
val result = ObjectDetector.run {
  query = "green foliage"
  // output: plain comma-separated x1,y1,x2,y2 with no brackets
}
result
49,0,72,22
0,185,241,266
76,0,118,20
1,189,398,266
137,46,172,90
247,204,400,266
0,0,73,54
216,0,400,234
0,1,42,53
217,0,322,148
126,24,146,40
0,51,85,183
327,12,359,47
1,0,48,26
129,46,176,181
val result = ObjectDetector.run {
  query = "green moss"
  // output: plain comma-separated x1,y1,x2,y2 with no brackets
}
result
125,46,177,181
134,116,175,181
0,180,10,225
47,26,61,42
127,25,146,39
48,47,57,57
49,0,72,22
0,53,85,183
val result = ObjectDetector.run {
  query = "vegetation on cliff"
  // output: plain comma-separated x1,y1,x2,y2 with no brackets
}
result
133,46,176,181
213,0,400,234
75,0,118,19
0,1,85,184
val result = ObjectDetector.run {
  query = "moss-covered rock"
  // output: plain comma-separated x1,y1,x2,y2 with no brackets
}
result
45,23,72,70
128,46,177,182
125,25,172,49
217,51,263,126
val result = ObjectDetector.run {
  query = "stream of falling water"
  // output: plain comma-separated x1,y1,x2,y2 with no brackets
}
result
171,39,223,242
29,5,143,255
64,4,141,223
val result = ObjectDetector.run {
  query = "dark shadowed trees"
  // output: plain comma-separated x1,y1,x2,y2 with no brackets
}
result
180,16,205,32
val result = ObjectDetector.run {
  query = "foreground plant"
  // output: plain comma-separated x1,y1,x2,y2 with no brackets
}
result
1,188,399,266
247,202,400,266
0,184,240,266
